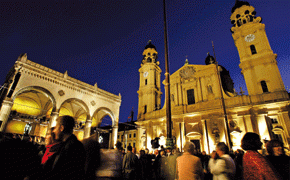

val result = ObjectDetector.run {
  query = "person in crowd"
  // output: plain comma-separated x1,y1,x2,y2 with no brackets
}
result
160,150,166,157
152,149,161,180
166,147,181,180
122,145,139,180
0,132,41,180
132,147,140,159
266,139,290,180
144,148,154,167
41,127,62,165
241,132,280,180
234,149,244,180
121,148,126,157
96,141,123,180
200,151,211,180
208,142,236,180
166,147,172,157
82,133,101,180
41,115,86,180
160,150,168,179
176,142,204,180
138,149,152,180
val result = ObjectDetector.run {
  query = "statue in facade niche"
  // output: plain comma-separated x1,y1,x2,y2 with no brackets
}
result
24,122,32,135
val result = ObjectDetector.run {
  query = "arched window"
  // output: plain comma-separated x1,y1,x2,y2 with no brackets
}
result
261,80,269,93
250,45,257,55
145,79,147,85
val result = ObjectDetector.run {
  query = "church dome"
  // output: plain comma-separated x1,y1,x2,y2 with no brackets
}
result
205,53,216,65
231,0,250,13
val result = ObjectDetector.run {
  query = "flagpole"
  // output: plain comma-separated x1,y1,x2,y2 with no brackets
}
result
163,0,173,148
212,41,232,150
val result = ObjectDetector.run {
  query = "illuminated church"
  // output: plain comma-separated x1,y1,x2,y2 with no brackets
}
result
135,1,290,153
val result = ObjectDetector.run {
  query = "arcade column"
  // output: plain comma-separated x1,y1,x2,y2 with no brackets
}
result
84,119,92,138
47,112,59,132
0,99,13,132
111,125,118,149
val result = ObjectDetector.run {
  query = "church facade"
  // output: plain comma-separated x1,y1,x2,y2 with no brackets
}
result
135,1,290,153
0,54,121,148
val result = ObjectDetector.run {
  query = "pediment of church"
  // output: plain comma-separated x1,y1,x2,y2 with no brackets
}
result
169,64,216,82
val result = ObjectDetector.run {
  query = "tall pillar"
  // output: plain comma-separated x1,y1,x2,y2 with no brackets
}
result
202,120,210,154
137,126,142,150
0,99,13,132
111,125,118,149
84,119,92,138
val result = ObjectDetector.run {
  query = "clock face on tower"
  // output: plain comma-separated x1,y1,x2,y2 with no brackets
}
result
143,71,148,77
245,34,255,42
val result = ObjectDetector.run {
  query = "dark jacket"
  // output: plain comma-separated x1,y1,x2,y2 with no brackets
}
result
266,155,290,180
122,151,139,180
82,136,101,180
43,134,86,180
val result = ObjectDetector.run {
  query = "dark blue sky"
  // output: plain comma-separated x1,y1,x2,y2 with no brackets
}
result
1,0,289,123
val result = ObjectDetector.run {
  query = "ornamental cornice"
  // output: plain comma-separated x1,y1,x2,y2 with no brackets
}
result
16,60,121,102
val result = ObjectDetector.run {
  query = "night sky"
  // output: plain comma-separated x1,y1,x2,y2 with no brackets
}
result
1,0,289,124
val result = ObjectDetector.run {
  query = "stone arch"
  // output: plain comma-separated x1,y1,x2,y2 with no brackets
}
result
59,98,90,122
12,86,56,112
5,86,57,136
92,107,116,127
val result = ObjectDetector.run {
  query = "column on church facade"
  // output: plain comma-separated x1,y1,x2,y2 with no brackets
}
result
146,121,153,150
250,113,259,134
279,111,290,137
277,112,290,148
178,81,183,106
257,114,271,141
197,77,203,102
84,119,92,138
243,114,259,134
201,119,210,154
174,83,179,106
136,126,142,150
0,99,14,132
200,76,207,101
240,115,248,132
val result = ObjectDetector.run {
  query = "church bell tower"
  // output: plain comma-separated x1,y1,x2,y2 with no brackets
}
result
230,0,285,96
137,41,162,119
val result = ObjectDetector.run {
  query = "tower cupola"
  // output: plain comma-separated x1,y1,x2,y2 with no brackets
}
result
230,0,261,31
142,40,158,65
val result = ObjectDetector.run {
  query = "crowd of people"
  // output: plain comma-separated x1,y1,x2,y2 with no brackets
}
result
0,115,289,180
